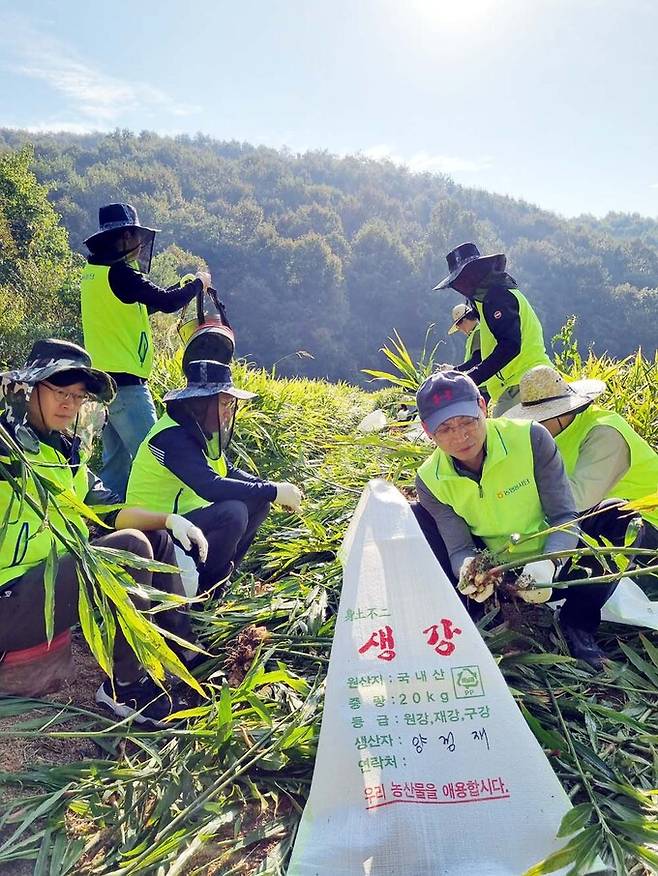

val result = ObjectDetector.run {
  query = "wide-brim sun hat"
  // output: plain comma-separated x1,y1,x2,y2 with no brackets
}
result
447,302,477,335
433,242,506,291
505,365,606,421
0,338,116,404
83,203,159,252
163,360,256,403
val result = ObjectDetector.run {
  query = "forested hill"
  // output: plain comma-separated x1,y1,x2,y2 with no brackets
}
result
2,127,658,381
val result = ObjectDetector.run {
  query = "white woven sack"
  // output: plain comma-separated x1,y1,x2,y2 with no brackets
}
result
173,545,199,598
601,576,658,630
288,480,591,876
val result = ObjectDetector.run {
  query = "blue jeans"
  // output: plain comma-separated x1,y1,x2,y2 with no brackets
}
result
101,383,157,499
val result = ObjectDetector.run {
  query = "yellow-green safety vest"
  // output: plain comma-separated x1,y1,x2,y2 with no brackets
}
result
417,418,547,561
81,262,153,378
474,288,552,402
464,326,479,361
555,404,658,528
126,412,228,516
0,438,89,589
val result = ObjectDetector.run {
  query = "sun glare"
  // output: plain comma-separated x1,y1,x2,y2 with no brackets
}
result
408,0,500,30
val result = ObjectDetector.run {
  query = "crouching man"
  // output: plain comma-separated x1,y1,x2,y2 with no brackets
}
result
0,339,208,725
411,370,638,669
126,359,303,594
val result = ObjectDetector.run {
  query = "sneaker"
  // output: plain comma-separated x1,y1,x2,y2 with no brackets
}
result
95,676,183,728
558,618,607,670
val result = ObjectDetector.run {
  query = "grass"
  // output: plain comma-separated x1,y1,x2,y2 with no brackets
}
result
0,330,657,874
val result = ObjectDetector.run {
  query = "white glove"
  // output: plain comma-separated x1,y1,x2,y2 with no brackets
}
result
518,559,554,603
195,270,212,291
165,514,208,563
457,556,476,590
273,482,303,512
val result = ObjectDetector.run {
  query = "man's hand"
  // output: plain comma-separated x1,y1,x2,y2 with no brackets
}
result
517,559,554,603
273,482,303,512
457,556,502,603
165,513,208,563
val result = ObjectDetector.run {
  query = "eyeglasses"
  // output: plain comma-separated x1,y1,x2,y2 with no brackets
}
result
41,382,91,406
433,416,481,440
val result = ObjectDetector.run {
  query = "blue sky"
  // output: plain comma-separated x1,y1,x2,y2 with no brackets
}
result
1,0,657,219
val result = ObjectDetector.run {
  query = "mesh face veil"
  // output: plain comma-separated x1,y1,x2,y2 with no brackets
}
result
218,394,237,455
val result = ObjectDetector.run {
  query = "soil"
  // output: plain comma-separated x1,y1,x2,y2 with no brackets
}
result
0,632,104,774
0,633,105,873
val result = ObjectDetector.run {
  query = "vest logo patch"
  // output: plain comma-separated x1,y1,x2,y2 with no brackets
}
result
497,478,530,498
493,310,502,319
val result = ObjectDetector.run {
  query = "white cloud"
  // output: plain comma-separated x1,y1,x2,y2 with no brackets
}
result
2,17,201,125
11,121,104,135
362,144,493,175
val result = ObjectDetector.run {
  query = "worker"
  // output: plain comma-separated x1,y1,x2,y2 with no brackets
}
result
411,370,639,668
81,203,211,498
505,365,658,551
126,359,303,594
448,302,481,363
0,339,208,725
433,242,552,415
447,302,491,404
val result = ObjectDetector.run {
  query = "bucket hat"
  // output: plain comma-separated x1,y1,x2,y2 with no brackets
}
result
83,203,159,251
433,242,506,291
505,365,606,421
0,339,115,403
163,360,255,404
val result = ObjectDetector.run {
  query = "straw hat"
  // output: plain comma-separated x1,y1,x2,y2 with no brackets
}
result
447,303,477,335
505,365,606,421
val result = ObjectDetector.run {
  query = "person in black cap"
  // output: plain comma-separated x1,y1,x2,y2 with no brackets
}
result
411,369,641,669
80,203,212,499
126,359,304,595
433,242,552,415
0,339,209,725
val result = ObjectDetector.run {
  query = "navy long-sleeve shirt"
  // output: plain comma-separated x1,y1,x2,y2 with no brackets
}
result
148,418,277,505
456,286,522,387
88,257,201,314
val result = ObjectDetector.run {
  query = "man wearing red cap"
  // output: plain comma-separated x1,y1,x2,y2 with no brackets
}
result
411,369,640,669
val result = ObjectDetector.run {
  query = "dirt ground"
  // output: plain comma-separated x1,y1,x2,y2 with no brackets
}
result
0,633,104,775
0,634,106,874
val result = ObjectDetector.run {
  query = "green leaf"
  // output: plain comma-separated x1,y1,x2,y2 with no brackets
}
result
42,538,59,644
639,632,658,670
520,704,565,750
76,567,113,677
522,827,598,875
557,803,594,837
218,681,233,733
606,836,628,876
617,641,658,686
